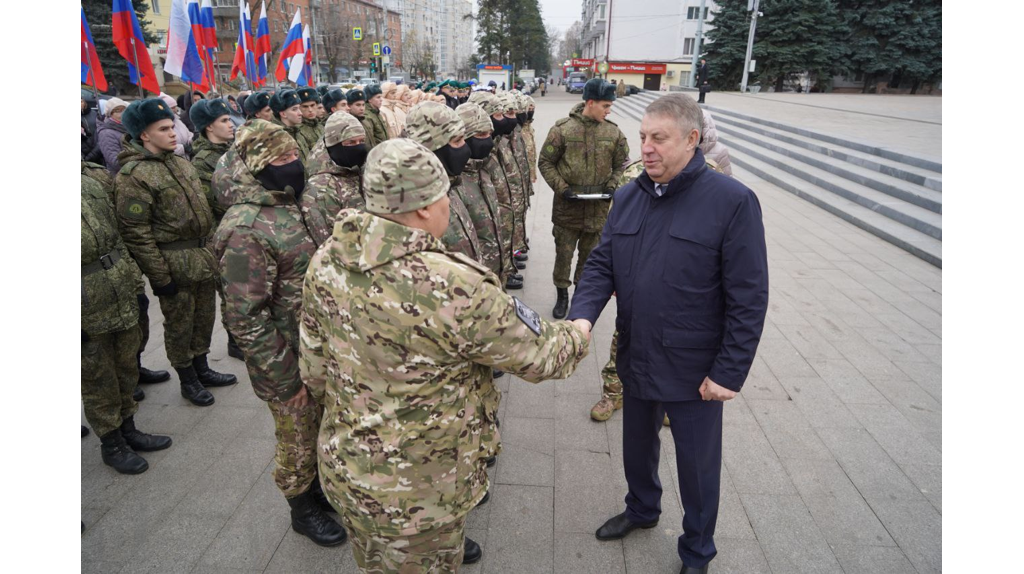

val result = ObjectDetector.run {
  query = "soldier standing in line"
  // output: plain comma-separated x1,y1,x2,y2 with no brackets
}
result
299,138,592,572
83,169,172,474
510,92,535,257
539,78,629,319
522,96,539,184
494,92,530,274
270,90,310,163
346,89,366,123
243,91,274,121
301,112,368,246
212,119,347,547
360,84,389,149
320,88,348,117
296,87,324,149
114,99,237,408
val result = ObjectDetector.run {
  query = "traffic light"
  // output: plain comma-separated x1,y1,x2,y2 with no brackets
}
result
370,59,376,73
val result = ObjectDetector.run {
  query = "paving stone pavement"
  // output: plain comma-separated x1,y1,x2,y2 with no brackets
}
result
82,90,941,573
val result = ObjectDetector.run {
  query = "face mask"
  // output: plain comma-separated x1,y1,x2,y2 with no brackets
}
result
327,143,368,169
516,112,527,126
491,116,514,137
466,136,494,160
527,110,534,121
256,159,305,197
434,143,472,177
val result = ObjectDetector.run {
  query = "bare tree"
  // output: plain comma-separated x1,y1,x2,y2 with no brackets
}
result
557,21,583,65
404,29,438,81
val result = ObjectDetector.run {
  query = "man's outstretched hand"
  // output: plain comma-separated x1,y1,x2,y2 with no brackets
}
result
570,319,592,343
699,377,737,401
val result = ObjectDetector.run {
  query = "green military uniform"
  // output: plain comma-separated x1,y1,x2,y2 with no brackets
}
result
298,118,322,156
361,104,389,150
539,100,628,290
300,139,590,571
301,112,367,246
190,135,231,220
456,102,510,280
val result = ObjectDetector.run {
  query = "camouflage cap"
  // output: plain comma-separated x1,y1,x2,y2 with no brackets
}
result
324,111,367,147
496,92,517,113
456,102,492,137
468,91,502,116
234,119,299,175
270,89,301,112
296,86,321,104
525,95,536,109
404,101,465,152
362,138,449,215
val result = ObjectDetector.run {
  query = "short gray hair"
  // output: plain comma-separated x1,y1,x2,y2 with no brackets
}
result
643,94,703,140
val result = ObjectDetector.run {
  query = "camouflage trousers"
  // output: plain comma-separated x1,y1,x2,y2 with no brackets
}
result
137,292,150,355
601,331,623,402
344,515,468,574
81,326,141,437
551,225,601,289
156,279,216,368
267,399,321,498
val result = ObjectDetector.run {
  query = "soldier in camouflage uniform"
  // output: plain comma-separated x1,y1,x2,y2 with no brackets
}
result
494,92,530,271
212,119,347,547
301,112,368,246
83,169,172,475
522,96,538,184
405,101,481,261
114,99,237,409
456,102,509,281
361,84,389,150
539,78,629,319
299,138,592,572
296,87,324,153
270,90,310,163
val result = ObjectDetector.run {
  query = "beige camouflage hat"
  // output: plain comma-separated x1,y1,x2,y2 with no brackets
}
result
324,111,367,147
404,101,465,152
362,138,449,215
525,95,536,109
234,119,298,174
496,92,517,113
456,103,492,137
468,91,502,116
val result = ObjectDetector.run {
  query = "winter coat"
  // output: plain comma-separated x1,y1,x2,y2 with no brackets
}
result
700,110,733,176
96,117,129,175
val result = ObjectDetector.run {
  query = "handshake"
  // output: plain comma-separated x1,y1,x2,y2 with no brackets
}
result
569,318,592,342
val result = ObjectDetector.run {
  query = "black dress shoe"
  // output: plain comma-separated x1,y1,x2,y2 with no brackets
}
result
679,565,709,574
462,537,482,564
133,386,145,402
595,512,658,541
476,491,490,507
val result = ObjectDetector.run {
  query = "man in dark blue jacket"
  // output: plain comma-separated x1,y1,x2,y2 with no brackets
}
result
568,94,769,574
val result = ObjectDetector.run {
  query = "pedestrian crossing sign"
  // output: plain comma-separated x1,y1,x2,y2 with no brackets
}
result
373,42,381,56
353,27,362,40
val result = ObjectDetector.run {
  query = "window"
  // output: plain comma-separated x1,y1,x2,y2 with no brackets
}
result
687,7,709,20
152,0,161,15
683,38,695,56
598,5,605,19
156,30,167,48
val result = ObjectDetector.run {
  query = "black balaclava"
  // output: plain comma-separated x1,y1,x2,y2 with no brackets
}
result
491,116,515,137
434,143,472,176
256,160,306,198
516,112,527,126
327,143,368,169
527,110,534,122
467,136,495,160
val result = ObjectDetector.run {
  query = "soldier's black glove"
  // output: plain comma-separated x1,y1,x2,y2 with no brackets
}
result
561,189,579,201
152,280,178,297
137,293,149,312
82,330,89,343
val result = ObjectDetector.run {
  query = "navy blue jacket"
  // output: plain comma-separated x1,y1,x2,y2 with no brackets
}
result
568,149,769,401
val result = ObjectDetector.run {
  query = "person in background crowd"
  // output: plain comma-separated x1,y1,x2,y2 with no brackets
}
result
159,93,194,158
96,97,130,175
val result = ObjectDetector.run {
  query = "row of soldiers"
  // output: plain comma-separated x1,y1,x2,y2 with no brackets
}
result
81,81,550,567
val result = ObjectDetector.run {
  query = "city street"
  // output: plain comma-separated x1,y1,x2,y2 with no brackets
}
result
81,89,942,574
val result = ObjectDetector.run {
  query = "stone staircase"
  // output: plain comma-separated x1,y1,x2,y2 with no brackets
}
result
610,91,943,268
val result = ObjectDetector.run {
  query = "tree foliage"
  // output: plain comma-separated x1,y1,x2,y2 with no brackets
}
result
475,0,550,75
82,0,158,96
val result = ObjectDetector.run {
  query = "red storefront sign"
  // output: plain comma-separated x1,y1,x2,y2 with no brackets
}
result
571,58,595,67
608,62,668,74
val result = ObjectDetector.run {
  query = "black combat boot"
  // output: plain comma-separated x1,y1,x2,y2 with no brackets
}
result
176,366,215,407
552,288,569,319
514,259,527,270
138,354,171,385
513,272,524,281
82,425,90,438
100,430,149,474
463,537,483,564
120,416,172,452
133,386,145,402
515,252,529,262
192,354,237,387
227,333,244,361
476,491,490,507
309,479,337,514
287,490,348,547
505,275,523,290
492,369,505,379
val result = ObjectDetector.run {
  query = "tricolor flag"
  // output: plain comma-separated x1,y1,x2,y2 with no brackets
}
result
112,0,161,95
199,0,217,70
165,0,207,91
81,5,108,92
299,24,313,87
186,0,215,91
275,9,305,84
254,1,271,87
229,1,257,83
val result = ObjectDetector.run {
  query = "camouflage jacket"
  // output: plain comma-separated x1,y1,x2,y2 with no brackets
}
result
82,172,142,336
361,105,389,150
511,125,533,202
282,123,311,164
212,149,318,402
522,122,538,184
460,159,507,277
82,160,113,203
441,177,481,261
480,153,517,274
301,141,365,246
539,102,629,231
114,139,217,289
299,210,590,537
190,136,231,220
298,118,323,155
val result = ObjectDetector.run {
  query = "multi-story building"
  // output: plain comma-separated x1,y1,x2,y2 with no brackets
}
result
399,0,473,80
580,0,718,91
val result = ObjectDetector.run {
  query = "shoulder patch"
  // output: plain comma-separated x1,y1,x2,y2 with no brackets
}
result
122,199,150,221
512,297,542,336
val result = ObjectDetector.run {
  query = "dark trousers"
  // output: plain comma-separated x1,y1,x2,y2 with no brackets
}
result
622,392,723,568
697,92,707,104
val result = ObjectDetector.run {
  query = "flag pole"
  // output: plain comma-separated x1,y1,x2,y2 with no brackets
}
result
129,37,145,97
83,40,101,101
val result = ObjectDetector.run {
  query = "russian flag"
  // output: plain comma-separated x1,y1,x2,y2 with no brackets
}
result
229,1,257,83
298,24,313,87
275,9,304,84
200,0,217,70
186,0,214,90
81,5,108,92
112,0,160,95
165,0,207,90
254,1,271,87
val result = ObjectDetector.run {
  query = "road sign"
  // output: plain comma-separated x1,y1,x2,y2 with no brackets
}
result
382,45,392,56
597,62,609,74
353,27,362,40
382,55,390,65
373,42,381,56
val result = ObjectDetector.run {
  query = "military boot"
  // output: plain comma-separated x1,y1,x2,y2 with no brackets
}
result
138,354,171,385
227,333,245,361
133,386,145,402
120,416,172,452
100,430,148,475
176,366,215,407
505,275,523,290
309,479,337,514
192,354,237,387
287,490,348,547
82,425,90,438
552,288,569,319
590,397,623,422
463,537,483,565
515,252,529,262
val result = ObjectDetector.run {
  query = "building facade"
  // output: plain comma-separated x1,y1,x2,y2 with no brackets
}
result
399,0,473,81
